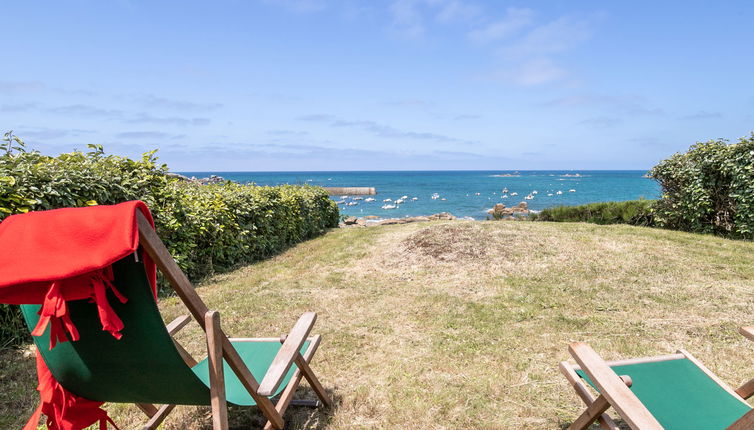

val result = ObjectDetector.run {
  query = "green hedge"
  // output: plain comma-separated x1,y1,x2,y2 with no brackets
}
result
649,134,754,239
0,144,339,346
531,200,655,226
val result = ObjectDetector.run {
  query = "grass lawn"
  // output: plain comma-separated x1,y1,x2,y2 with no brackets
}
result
4,220,754,429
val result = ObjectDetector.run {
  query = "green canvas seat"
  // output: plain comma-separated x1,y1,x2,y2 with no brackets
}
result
21,257,307,407
575,358,751,429
561,342,754,430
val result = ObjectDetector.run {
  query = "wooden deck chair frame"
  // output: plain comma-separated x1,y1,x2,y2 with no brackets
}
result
559,330,754,430
133,212,333,430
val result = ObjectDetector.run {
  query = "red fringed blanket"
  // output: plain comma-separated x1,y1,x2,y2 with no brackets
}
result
0,201,157,430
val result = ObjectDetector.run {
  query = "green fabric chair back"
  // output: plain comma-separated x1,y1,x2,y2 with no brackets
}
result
576,358,751,429
22,255,303,406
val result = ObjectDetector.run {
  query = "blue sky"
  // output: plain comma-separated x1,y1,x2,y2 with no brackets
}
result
2,1,753,171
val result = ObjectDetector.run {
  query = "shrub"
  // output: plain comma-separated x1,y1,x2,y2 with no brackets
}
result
0,143,339,346
532,199,655,226
649,134,754,239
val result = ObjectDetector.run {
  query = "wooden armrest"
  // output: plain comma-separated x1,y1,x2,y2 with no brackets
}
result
257,312,317,396
568,342,663,430
166,315,192,335
740,327,754,342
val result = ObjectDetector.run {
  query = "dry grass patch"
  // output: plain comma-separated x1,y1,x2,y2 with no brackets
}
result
3,221,754,429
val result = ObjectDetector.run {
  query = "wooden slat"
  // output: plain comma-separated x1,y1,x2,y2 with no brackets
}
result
165,315,198,367
166,315,192,335
142,404,176,430
568,343,663,430
728,408,754,429
137,212,285,430
136,402,158,418
559,361,619,430
263,335,322,430
206,311,228,430
294,352,332,408
570,353,685,371
258,312,317,396
736,378,754,400
740,326,754,342
569,395,611,430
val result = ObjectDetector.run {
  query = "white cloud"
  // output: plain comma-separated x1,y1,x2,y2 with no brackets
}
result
389,0,426,39
436,0,481,23
501,15,594,59
467,7,534,43
505,58,566,86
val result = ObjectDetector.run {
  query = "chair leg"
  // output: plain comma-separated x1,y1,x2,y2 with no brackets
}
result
142,404,176,430
569,395,611,430
206,311,229,430
263,335,330,430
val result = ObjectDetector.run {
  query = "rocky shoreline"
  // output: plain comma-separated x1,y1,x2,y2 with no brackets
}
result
341,202,531,228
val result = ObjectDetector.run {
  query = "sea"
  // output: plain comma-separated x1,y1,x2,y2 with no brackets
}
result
178,171,660,220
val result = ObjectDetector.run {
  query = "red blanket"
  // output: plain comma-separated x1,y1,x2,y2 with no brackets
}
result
0,201,157,430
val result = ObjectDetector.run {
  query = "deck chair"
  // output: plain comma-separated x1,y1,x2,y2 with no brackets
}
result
21,211,332,430
559,336,754,430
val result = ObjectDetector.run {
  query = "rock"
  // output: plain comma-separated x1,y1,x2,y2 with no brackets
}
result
428,212,456,221
516,201,528,210
364,215,380,220
166,172,191,181
343,216,359,225
356,218,366,226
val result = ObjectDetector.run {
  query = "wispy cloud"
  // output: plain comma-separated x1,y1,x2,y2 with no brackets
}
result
389,0,426,39
135,94,223,112
435,1,481,23
261,0,327,13
578,116,622,129
502,58,566,86
17,127,96,140
499,15,594,59
0,103,39,112
47,104,125,118
115,131,187,140
0,81,46,94
680,111,722,120
544,93,665,116
297,113,476,144
467,7,533,43
126,113,210,126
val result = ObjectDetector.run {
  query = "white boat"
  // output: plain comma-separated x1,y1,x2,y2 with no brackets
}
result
525,194,534,200
532,190,538,194
395,199,405,204
346,202,358,206
381,204,397,210
431,193,440,200
510,192,518,196
440,198,447,201
341,195,348,199
501,195,508,199
353,197,363,200
383,198,392,202
364,197,375,202
502,188,509,193
569,189,576,192
556,191,563,195
411,197,418,201
547,193,553,196
335,200,345,204
475,192,481,196
401,195,408,200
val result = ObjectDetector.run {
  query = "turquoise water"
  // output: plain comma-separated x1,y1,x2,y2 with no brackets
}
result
179,171,660,220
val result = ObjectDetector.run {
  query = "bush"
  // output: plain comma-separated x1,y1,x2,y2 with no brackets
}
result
0,143,339,346
649,134,754,239
532,200,655,226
